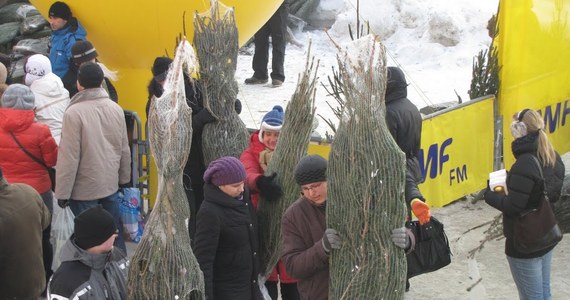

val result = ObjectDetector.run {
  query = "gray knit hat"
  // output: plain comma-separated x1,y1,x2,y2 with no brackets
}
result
294,155,327,185
1,84,35,110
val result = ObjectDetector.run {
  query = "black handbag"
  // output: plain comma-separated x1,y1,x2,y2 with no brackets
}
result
9,131,56,191
406,216,452,278
512,156,563,254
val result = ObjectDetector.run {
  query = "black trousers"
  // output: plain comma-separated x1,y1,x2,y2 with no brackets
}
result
252,2,288,82
40,192,53,290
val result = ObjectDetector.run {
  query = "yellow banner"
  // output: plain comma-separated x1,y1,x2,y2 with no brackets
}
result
307,97,495,208
418,97,495,207
498,0,570,167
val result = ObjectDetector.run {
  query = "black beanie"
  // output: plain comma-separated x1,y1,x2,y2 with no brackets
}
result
49,2,72,21
294,155,328,186
78,62,104,88
152,57,173,82
72,41,98,65
74,206,117,250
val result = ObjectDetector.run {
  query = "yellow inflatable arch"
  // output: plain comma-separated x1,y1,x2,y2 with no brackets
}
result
30,0,284,115
30,0,284,208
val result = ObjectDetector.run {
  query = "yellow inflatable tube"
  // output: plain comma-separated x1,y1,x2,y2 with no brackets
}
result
30,0,283,208
30,0,283,116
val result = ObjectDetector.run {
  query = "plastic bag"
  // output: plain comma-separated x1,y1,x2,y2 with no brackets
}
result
52,206,74,270
119,188,144,243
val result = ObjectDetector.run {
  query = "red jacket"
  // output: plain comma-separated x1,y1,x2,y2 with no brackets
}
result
0,108,58,194
240,131,265,209
240,131,296,283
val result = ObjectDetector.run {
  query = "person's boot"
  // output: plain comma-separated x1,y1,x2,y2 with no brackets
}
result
271,79,283,87
245,76,268,84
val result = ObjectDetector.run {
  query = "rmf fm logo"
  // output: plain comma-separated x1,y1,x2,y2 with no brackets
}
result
418,138,467,186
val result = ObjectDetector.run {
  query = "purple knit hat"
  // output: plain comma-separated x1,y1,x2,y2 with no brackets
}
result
203,156,247,186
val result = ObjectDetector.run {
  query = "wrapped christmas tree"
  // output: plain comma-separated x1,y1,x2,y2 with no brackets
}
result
258,51,318,277
194,0,249,165
327,35,408,299
127,39,204,300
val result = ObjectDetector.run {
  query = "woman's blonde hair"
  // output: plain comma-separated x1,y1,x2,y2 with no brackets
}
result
516,109,556,167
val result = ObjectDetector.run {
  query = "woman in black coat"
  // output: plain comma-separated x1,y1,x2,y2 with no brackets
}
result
484,108,564,300
193,156,263,300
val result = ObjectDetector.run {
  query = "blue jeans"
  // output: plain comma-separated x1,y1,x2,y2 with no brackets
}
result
507,250,553,300
69,192,126,253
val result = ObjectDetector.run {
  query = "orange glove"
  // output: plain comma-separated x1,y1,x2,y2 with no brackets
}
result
411,198,432,225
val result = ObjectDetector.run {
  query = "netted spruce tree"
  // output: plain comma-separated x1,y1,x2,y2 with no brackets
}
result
194,0,249,165
327,35,408,299
127,40,204,300
258,51,318,278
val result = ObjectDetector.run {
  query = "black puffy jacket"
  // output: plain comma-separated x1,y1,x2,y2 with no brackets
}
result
386,67,424,203
193,184,263,300
484,132,564,258
385,66,422,160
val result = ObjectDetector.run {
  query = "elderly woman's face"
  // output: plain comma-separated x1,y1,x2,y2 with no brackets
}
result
219,181,245,198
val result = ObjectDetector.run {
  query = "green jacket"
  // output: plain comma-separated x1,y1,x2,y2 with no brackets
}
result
0,178,50,299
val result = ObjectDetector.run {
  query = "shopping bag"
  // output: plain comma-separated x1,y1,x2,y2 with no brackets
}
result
52,206,74,270
119,187,144,243
406,216,452,278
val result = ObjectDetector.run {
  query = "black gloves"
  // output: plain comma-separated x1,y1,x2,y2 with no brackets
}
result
193,108,217,128
322,228,341,254
234,98,242,115
256,173,283,202
57,199,69,208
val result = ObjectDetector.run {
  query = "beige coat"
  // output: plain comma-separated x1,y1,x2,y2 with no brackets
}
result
55,88,131,200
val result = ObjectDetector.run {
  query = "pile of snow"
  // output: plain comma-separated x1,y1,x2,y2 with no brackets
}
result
236,0,498,136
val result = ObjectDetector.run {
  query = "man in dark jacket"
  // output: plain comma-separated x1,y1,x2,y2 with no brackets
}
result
385,66,425,210
0,167,51,299
281,155,414,299
193,156,263,300
62,40,119,101
48,206,129,299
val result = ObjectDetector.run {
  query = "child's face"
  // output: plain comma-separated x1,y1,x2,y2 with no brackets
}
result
262,130,280,150
219,181,245,198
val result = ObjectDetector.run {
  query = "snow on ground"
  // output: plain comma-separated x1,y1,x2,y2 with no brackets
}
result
236,0,499,137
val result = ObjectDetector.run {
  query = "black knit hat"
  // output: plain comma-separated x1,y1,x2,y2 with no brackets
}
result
152,57,172,82
74,206,118,250
49,2,72,20
78,62,104,88
72,41,98,65
294,155,328,186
